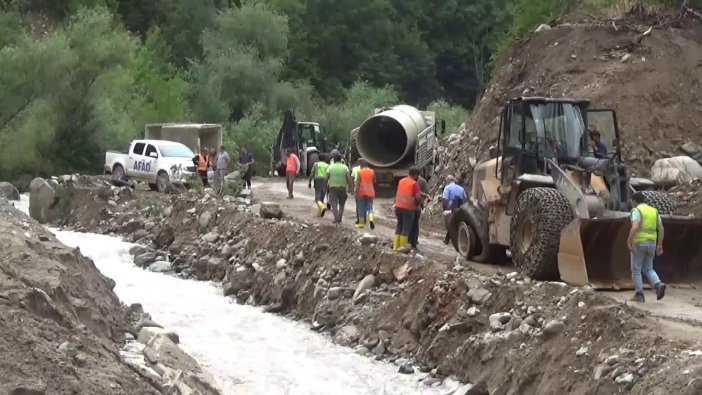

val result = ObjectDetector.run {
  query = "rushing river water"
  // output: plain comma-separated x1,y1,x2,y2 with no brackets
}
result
15,195,450,395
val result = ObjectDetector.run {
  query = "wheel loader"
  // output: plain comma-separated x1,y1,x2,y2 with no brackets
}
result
447,97,702,289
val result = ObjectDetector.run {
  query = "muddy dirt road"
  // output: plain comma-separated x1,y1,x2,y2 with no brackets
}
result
251,177,459,264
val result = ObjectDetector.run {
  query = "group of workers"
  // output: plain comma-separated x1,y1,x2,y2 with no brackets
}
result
285,147,468,253
192,145,255,191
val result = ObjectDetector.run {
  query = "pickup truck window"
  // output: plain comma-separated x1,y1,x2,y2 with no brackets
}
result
133,143,146,156
145,144,158,157
159,144,195,158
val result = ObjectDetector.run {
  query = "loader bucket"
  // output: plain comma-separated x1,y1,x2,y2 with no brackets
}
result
558,216,702,290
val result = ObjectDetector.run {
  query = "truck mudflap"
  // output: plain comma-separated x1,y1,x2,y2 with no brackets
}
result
558,216,702,290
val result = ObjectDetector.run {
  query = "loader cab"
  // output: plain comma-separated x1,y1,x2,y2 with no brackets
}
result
584,109,621,161
298,122,329,152
497,97,591,186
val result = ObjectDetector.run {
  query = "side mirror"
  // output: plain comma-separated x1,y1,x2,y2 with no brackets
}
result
148,152,158,158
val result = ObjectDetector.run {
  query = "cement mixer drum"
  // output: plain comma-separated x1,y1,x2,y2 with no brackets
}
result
356,105,429,168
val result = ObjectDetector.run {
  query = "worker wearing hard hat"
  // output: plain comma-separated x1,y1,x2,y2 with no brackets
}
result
393,167,424,251
354,159,376,229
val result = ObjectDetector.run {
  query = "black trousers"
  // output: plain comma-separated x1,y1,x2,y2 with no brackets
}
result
410,210,421,247
241,167,252,188
198,170,209,187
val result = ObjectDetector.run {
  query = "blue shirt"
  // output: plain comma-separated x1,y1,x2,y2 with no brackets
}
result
442,182,467,209
593,141,608,158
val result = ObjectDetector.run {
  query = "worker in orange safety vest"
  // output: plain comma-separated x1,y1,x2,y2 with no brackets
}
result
192,147,210,187
355,159,376,229
393,167,424,251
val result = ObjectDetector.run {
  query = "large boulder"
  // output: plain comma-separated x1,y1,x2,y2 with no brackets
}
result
651,156,702,186
260,202,283,219
29,178,64,224
0,181,20,200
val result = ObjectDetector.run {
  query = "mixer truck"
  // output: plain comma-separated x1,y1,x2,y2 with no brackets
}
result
347,105,445,188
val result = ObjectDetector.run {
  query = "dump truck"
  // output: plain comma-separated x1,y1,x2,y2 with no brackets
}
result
347,105,445,187
271,109,332,176
145,123,223,155
446,97,702,289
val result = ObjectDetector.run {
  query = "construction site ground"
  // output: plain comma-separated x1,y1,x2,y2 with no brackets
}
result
49,174,702,394
254,177,702,326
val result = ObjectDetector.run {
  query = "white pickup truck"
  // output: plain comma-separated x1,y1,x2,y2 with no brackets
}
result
104,139,197,192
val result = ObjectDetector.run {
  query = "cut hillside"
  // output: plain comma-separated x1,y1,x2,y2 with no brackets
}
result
436,16,702,215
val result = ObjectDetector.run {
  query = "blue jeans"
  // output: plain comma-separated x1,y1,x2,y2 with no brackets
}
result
356,196,373,222
395,208,415,236
630,240,661,294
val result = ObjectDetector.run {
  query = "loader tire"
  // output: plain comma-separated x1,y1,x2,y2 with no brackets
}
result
510,187,574,280
640,190,676,215
451,210,506,264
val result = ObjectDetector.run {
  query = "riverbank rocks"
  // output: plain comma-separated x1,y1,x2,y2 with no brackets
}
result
134,252,157,268
138,327,180,345
260,202,283,219
353,274,376,304
29,177,65,224
0,182,20,200
335,325,360,346
148,261,172,273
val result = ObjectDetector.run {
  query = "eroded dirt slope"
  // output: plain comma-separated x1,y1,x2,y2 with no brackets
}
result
0,198,159,395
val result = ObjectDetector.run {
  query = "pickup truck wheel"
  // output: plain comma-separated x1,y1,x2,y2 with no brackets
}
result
112,165,126,182
157,172,169,193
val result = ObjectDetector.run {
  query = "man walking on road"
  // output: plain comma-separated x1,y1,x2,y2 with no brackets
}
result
627,191,666,302
326,152,353,223
409,174,431,250
192,147,210,187
308,153,330,217
355,159,376,229
238,145,255,190
440,175,467,244
394,167,424,251
351,159,362,225
285,148,300,199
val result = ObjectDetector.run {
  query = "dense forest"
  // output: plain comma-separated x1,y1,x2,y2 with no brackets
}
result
0,0,689,179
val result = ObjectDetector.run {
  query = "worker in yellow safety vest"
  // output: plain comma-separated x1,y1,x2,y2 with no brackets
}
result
626,191,666,302
393,167,424,251
308,153,330,216
355,159,376,229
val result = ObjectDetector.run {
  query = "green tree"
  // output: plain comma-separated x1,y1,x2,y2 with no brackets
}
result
155,0,218,67
0,7,192,179
309,81,399,144
190,1,301,122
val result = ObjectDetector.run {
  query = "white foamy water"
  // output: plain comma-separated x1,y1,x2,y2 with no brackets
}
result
14,195,447,395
